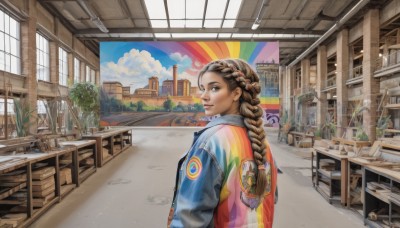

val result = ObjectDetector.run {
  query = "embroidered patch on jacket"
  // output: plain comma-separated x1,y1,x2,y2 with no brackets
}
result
186,156,202,180
239,159,261,209
264,161,272,195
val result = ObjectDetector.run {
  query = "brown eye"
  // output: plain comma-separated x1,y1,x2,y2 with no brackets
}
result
211,86,220,92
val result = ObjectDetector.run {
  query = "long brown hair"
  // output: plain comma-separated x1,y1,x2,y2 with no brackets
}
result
198,59,267,196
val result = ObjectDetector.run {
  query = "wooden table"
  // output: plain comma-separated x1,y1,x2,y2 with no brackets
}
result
288,131,315,147
314,146,350,205
83,127,133,167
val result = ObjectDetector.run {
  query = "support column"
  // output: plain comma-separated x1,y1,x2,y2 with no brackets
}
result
288,67,295,119
49,42,59,84
68,53,74,86
317,46,327,127
80,62,86,82
301,59,310,126
336,29,349,138
96,70,100,86
20,0,37,134
363,9,380,142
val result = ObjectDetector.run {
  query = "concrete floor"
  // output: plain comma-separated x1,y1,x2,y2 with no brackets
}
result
31,128,365,228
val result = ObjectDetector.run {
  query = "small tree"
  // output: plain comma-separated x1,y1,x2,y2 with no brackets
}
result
137,100,146,112
163,97,175,112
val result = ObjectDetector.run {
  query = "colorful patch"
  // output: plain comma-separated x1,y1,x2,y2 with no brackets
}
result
239,159,257,197
186,156,202,180
264,161,272,195
239,159,261,209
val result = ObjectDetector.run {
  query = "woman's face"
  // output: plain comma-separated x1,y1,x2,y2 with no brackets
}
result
199,72,242,116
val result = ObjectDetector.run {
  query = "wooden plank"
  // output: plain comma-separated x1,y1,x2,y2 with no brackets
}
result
0,182,27,201
32,167,55,181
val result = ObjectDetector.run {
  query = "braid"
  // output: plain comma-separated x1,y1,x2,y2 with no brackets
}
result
198,59,268,197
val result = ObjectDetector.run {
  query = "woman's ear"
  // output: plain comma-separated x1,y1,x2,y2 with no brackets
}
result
233,87,242,102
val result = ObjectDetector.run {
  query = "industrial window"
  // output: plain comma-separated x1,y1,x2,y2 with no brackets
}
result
86,65,95,83
36,33,49,81
0,9,21,74
58,47,68,86
74,57,80,83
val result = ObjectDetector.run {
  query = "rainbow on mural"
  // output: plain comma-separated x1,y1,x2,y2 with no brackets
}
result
100,41,280,127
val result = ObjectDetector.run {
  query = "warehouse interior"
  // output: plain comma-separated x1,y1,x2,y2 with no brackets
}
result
0,0,400,227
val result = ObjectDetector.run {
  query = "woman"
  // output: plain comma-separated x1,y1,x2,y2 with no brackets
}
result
168,59,277,228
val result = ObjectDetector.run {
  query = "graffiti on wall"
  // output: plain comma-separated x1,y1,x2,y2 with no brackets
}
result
100,41,279,127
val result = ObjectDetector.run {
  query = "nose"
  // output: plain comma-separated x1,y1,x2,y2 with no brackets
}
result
200,90,209,101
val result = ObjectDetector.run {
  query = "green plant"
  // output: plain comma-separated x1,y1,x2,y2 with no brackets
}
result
355,127,369,141
376,115,391,138
13,98,34,137
69,82,99,134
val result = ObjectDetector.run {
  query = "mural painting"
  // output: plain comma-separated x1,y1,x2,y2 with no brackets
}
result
100,41,279,127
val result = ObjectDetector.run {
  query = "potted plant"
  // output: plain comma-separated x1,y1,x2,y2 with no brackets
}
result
69,82,99,135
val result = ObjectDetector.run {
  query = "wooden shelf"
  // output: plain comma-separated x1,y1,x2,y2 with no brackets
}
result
366,188,390,204
385,104,400,109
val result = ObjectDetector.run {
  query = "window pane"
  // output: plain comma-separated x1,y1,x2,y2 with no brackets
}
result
4,35,9,53
0,11,4,32
5,54,10,72
0,52,4,70
0,33,4,51
10,37,17,56
10,55,17,74
9,17,17,38
4,14,9,34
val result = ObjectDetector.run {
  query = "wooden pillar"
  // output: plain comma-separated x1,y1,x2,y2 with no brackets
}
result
362,9,380,142
336,29,349,138
317,46,327,127
20,0,38,134
301,59,310,127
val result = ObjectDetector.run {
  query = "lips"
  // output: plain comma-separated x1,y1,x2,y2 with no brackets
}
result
203,104,213,109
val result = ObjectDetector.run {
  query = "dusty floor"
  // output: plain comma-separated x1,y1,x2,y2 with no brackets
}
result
31,128,364,228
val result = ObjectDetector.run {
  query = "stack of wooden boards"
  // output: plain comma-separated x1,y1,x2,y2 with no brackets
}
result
32,165,56,208
0,169,28,227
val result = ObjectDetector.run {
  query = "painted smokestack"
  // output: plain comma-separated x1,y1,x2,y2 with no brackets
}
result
173,64,178,96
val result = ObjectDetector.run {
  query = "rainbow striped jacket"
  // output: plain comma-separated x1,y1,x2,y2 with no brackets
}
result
170,114,277,228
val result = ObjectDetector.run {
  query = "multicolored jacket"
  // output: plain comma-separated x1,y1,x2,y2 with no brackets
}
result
170,114,277,228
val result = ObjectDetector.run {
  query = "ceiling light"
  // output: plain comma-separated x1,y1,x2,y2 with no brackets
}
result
218,33,232,38
232,33,253,38
252,0,270,30
251,22,260,30
154,33,171,38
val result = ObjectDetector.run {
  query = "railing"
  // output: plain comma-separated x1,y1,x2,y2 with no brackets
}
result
350,65,363,79
374,49,400,72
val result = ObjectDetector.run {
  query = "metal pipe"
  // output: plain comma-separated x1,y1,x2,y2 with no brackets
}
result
287,0,370,68
77,0,109,33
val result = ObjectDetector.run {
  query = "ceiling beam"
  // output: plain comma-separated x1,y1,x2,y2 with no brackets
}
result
74,27,325,35
38,1,77,34
118,0,136,27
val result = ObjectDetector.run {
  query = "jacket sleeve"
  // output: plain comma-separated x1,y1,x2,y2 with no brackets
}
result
170,148,223,228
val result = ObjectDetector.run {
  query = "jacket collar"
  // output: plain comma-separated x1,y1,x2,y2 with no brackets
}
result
205,114,245,129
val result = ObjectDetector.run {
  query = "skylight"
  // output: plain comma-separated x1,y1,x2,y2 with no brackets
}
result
168,0,185,28
205,0,227,28
222,0,242,28
171,33,218,38
145,0,168,28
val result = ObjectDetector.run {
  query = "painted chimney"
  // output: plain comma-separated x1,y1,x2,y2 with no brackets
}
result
173,64,178,96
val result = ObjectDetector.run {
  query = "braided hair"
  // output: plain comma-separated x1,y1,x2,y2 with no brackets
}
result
198,59,267,197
